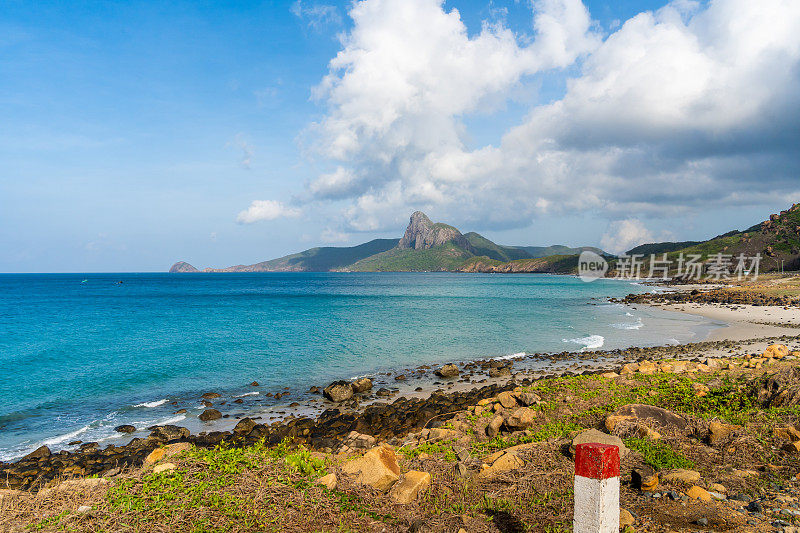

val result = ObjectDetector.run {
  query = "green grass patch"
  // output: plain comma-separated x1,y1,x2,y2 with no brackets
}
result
625,438,694,471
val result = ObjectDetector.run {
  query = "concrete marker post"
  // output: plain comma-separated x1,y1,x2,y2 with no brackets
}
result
573,442,620,533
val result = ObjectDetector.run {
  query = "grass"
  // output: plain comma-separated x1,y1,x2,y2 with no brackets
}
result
624,438,694,471
399,439,457,462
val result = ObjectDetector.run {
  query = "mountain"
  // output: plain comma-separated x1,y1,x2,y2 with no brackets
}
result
169,261,199,273
168,211,607,273
202,239,398,272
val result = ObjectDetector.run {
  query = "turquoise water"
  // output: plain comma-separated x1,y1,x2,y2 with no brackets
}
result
0,272,716,460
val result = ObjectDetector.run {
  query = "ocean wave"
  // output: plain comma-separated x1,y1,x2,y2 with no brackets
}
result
611,317,644,330
235,392,259,397
563,335,605,351
493,352,526,361
132,399,168,408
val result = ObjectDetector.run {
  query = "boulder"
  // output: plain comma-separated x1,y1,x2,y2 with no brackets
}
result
486,415,504,438
620,509,635,528
351,378,373,393
503,408,537,430
686,485,712,502
774,426,800,442
389,470,431,504
435,364,460,378
341,445,401,492
496,391,518,409
323,381,354,402
114,425,136,434
152,463,176,474
250,381,259,386
605,404,688,434
150,425,190,442
478,452,524,479
708,420,739,445
316,473,337,490
22,445,51,461
233,418,258,435
512,391,541,407
765,344,790,358
488,366,511,378
569,429,628,458
199,409,222,422
201,392,221,399
661,469,701,484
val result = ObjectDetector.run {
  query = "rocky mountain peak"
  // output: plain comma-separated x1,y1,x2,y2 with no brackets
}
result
169,261,199,273
397,211,474,252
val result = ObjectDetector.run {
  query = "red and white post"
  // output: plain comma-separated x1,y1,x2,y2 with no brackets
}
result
573,442,620,533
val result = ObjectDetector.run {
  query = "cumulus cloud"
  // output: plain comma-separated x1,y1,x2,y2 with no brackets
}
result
600,219,659,254
236,200,302,224
279,0,800,233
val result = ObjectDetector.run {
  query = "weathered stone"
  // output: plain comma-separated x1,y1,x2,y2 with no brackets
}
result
486,415,504,438
478,452,524,479
435,364,460,378
661,469,701,484
199,409,222,422
496,391,518,409
152,463,176,474
145,448,166,465
389,470,431,504
351,378,373,393
774,426,800,442
488,366,511,378
708,420,739,445
114,425,136,434
503,407,537,430
569,429,628,458
150,425,190,442
765,344,790,358
686,485,712,502
606,404,688,433
620,509,635,528
637,362,657,375
341,445,401,492
201,392,221,399
316,473,337,490
22,445,51,461
323,381,354,402
513,391,541,406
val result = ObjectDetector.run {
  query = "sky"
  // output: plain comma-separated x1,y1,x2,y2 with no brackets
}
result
1,0,799,272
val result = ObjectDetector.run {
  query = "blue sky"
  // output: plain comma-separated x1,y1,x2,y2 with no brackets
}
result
1,0,798,272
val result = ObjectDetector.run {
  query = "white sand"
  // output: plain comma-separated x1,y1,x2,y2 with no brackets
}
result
650,302,800,341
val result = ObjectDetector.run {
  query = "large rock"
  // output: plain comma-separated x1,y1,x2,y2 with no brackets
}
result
199,409,222,422
397,211,474,252
114,425,136,434
435,364,460,378
513,391,541,407
316,473,337,490
478,451,524,479
351,378,373,393
233,418,258,435
504,408,537,430
686,485,712,502
605,404,688,434
150,425,190,442
661,469,701,484
486,415,504,438
569,429,628,458
389,470,431,504
496,391,518,409
323,381,354,402
341,445,401,492
765,344,790,358
22,446,51,461
708,420,739,444
774,426,800,442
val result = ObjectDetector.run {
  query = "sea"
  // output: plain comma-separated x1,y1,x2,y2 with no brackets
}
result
0,272,722,461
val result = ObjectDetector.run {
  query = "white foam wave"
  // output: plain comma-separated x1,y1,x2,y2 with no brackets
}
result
493,352,526,361
611,317,644,330
132,399,168,408
235,392,259,397
563,335,605,351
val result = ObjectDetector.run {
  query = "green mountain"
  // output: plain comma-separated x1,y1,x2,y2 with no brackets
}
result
169,211,608,273
517,245,606,259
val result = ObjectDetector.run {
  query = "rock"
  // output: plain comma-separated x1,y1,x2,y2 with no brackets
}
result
77,505,92,513
114,425,136,434
199,409,222,422
746,500,763,513
22,445,51,461
389,470,431,504
341,445,401,492
316,473,337,490
637,362,657,375
641,473,659,491
765,344,790,358
488,366,511,378
233,418,257,435
478,452,524,479
149,425,190,442
250,381,259,386
569,429,628,458
342,431,377,450
351,377,373,393
512,391,541,406
686,486,712,502
636,425,661,440
709,483,726,493
605,404,688,433
323,381,354,402
620,509,635,528
496,391,518,409
708,420,739,444
37,477,108,498
152,463,176,474
201,392,221,399
486,415,504,438
162,442,191,459
503,407,537,430
661,469,701,484
774,426,800,442
435,364,460,378
145,448,166,464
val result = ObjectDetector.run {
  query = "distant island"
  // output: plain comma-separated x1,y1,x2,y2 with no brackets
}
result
169,211,605,273
171,204,800,273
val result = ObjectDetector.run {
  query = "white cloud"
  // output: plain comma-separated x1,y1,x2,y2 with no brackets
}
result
600,219,655,254
288,0,800,232
320,227,350,243
291,1,341,29
236,200,302,224
227,133,253,169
